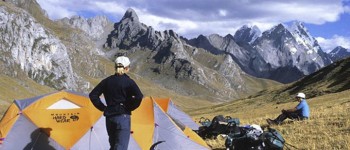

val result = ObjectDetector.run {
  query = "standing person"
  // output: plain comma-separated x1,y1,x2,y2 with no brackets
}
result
89,56,143,150
266,93,309,125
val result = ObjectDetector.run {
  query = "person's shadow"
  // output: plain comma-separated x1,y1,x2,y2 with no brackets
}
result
24,128,56,150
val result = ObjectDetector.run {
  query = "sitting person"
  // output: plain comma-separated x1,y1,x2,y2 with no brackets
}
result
266,93,309,125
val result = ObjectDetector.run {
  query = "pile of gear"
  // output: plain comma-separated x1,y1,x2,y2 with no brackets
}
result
196,115,285,150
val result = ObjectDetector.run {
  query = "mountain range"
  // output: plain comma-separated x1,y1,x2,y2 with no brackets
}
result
188,22,333,83
0,0,349,106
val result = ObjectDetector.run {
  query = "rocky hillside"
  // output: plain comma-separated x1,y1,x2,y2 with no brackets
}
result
0,1,109,92
0,2,78,90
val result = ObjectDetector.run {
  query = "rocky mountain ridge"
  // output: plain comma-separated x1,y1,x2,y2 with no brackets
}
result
101,8,269,100
189,21,333,83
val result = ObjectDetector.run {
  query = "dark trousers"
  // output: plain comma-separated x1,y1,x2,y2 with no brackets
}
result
106,114,131,150
274,111,307,124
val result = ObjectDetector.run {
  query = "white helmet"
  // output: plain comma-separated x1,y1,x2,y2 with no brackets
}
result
296,93,306,99
115,56,130,67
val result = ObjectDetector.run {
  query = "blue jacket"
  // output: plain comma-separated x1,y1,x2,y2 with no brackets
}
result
296,99,310,118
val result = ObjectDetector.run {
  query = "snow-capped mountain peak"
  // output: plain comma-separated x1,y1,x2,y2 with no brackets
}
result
266,23,288,34
288,21,317,52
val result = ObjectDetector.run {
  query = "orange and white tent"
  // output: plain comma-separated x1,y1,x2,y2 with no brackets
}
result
0,91,208,150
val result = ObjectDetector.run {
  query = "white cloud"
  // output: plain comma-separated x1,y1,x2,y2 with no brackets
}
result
37,0,77,19
136,11,199,37
316,35,350,53
247,1,343,24
219,9,227,17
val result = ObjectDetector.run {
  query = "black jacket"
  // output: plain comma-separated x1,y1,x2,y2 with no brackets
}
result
89,74,143,116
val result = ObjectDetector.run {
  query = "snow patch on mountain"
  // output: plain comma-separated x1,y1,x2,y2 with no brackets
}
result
290,47,297,54
289,21,315,49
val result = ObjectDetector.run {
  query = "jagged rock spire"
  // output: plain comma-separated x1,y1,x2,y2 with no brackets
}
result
121,8,139,22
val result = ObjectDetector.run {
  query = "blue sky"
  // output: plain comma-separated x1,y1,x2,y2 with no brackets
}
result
37,0,350,53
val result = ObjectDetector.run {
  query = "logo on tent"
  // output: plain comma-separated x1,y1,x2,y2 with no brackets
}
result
51,113,80,123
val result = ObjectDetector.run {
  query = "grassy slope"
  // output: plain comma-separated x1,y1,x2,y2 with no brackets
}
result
0,74,54,117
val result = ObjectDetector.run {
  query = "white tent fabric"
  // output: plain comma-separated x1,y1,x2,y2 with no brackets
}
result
152,101,208,150
167,100,200,130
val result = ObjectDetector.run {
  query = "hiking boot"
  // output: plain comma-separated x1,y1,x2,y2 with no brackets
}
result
266,119,277,125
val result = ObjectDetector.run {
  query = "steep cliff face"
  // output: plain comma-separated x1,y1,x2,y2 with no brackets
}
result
105,8,178,51
0,5,78,90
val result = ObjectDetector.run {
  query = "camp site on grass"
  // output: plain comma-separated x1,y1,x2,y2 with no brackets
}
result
0,90,209,150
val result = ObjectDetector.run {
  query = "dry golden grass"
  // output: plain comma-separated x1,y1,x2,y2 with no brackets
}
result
194,90,350,150
0,74,54,118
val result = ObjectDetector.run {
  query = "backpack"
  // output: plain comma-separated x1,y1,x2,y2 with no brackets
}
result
199,117,211,127
197,115,233,139
209,115,226,130
225,125,264,150
261,128,285,150
225,116,241,140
